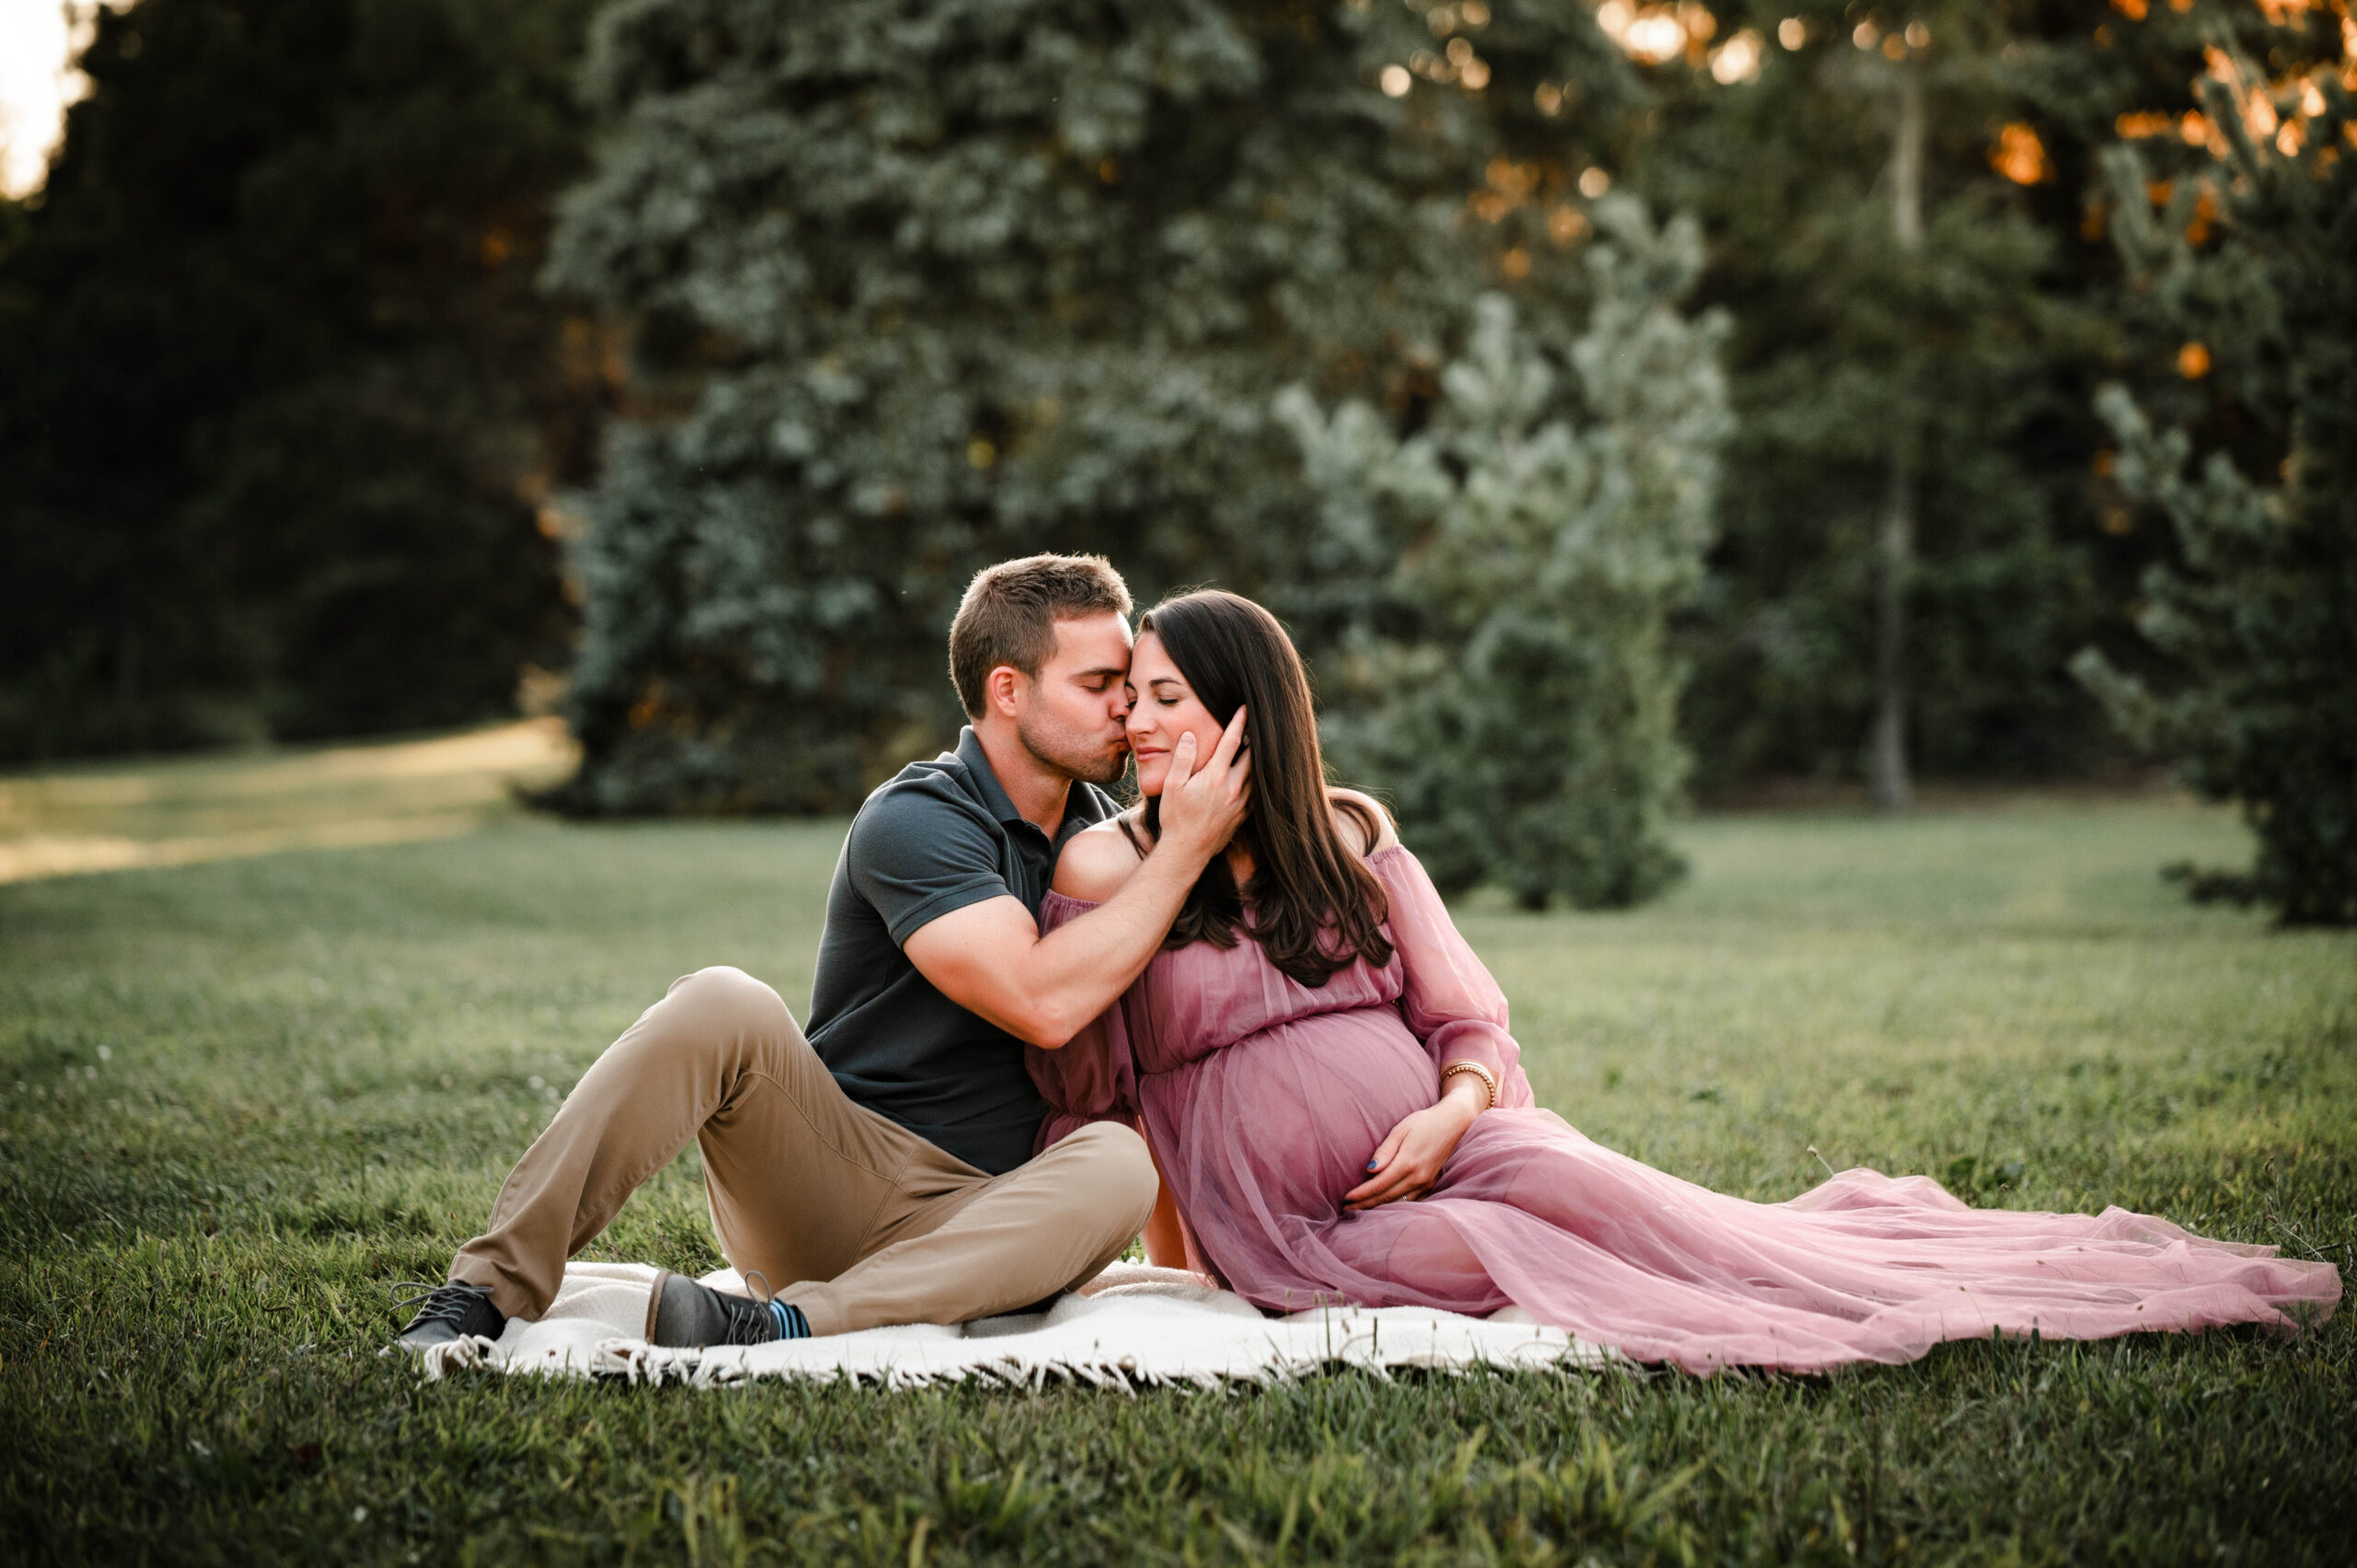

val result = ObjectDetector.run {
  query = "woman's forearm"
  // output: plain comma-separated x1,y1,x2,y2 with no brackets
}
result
1436,1070,1490,1121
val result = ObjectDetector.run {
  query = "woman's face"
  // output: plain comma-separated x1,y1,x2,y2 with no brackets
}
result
1124,632,1222,798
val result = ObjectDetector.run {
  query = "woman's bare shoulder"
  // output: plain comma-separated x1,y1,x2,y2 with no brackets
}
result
1327,787,1401,856
1052,813,1148,901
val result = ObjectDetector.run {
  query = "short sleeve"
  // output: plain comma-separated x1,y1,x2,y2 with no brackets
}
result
1026,891,1144,1150
1373,847,1536,1109
846,782,1013,947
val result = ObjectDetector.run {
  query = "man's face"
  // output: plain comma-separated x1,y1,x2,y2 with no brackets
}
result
1012,611,1134,786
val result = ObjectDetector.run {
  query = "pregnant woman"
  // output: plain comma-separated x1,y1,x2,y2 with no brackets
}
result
1029,589,2339,1373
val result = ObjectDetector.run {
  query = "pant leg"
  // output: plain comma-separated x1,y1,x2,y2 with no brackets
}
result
449,963,1156,1334
782,1121,1160,1335
448,965,918,1320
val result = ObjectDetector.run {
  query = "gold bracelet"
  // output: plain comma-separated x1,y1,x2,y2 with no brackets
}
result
1439,1060,1497,1111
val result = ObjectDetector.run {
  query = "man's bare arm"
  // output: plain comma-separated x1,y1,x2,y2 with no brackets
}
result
902,712,1249,1048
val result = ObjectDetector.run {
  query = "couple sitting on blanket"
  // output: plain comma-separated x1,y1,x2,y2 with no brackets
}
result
398,555,2337,1374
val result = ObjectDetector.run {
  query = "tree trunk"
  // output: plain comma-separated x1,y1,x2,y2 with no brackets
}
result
1871,59,1923,815
1871,425,1914,813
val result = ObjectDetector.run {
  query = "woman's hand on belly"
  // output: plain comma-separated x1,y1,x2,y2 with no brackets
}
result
1341,1074,1488,1211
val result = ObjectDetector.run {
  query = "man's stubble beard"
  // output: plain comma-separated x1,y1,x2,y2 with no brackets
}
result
1016,707,1129,787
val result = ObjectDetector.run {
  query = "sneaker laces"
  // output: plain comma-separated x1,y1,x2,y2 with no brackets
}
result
736,1271,808,1342
390,1280,493,1329
711,1271,771,1345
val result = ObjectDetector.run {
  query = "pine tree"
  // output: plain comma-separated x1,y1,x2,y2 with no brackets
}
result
1280,200,1729,908
2073,36,2357,925
540,0,1634,813
1632,2,2178,797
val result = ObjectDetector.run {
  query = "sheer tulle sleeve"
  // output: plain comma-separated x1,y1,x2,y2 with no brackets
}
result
1024,890,1144,1154
1371,846,1536,1109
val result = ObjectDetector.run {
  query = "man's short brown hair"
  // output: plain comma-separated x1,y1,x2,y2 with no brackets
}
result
948,554,1133,717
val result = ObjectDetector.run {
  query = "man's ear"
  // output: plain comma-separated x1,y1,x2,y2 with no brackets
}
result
985,664,1025,720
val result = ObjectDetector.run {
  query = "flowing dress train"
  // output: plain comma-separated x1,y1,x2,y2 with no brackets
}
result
1028,846,2340,1373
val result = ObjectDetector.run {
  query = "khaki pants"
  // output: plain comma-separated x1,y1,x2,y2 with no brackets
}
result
447,966,1158,1336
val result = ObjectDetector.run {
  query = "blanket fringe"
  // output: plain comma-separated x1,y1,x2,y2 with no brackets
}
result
402,1264,1615,1390
418,1337,1602,1391
417,1333,496,1382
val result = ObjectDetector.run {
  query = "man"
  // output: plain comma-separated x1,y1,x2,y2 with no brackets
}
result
396,554,1248,1349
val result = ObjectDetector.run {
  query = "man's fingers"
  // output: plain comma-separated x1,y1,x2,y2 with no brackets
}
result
1167,729,1200,792
1208,706,1248,772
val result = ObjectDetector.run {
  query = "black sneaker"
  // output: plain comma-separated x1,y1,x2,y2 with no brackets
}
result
392,1281,505,1352
649,1271,781,1348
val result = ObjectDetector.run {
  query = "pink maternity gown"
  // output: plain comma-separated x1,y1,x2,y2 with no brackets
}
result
1028,845,2340,1373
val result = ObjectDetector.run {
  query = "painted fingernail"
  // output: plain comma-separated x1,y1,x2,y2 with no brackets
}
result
1365,1160,1379,1170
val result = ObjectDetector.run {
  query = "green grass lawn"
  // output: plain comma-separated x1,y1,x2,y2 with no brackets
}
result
2,796,2351,1563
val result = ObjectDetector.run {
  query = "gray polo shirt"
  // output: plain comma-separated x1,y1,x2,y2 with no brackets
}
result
806,726,1118,1175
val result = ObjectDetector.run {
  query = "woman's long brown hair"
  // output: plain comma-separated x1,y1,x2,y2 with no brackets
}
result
1124,590,1393,987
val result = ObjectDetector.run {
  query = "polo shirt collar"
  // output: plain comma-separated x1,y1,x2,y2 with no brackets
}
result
954,726,1028,827
954,725,1112,841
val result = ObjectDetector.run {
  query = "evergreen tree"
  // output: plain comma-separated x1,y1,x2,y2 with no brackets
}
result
0,0,604,758
2073,35,2357,925
542,0,1635,814
1630,1,2230,796
1280,201,1730,907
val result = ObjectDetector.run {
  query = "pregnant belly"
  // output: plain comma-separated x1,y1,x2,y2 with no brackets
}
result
1141,1006,1440,1224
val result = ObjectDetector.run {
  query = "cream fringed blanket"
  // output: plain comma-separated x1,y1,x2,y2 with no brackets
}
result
414,1262,1614,1388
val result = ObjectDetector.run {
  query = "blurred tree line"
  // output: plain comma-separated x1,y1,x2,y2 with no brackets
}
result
0,0,607,754
535,0,1661,882
1631,0,2347,811
2,0,2349,914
